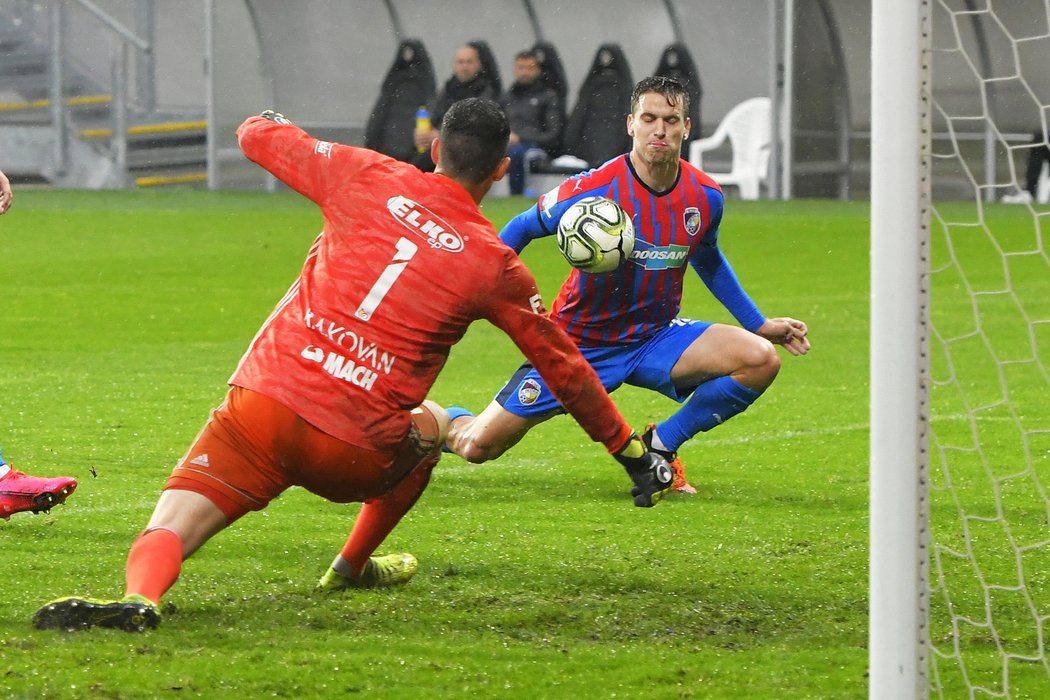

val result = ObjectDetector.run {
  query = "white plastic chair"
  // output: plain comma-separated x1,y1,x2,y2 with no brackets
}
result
688,97,772,200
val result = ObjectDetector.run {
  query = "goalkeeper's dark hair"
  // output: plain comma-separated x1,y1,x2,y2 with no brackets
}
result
630,76,689,118
439,97,510,184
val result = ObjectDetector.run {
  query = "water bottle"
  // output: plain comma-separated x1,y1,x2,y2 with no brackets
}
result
415,106,431,153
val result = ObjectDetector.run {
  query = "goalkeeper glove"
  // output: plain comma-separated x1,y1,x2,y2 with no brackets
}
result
260,109,292,125
613,433,674,507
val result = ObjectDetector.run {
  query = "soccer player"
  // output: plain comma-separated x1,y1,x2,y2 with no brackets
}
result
445,76,811,493
32,98,672,632
0,448,78,519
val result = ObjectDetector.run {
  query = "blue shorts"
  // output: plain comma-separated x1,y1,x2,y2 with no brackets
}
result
496,319,712,418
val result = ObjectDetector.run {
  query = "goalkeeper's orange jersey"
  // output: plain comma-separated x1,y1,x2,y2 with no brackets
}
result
231,116,632,454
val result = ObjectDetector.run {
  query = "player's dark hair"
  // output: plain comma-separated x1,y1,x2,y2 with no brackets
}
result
514,49,538,63
439,97,510,184
630,75,690,118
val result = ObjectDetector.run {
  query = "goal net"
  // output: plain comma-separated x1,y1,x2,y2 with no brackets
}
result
927,1,1050,696
872,1,1050,698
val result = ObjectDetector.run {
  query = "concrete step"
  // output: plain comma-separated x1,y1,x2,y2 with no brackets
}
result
77,119,207,141
0,94,113,124
0,93,112,112
134,170,208,188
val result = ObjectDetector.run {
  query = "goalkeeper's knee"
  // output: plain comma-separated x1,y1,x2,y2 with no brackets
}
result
411,400,449,455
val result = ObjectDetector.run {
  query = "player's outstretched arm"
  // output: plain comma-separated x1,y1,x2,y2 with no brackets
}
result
237,110,348,207
498,204,549,253
756,317,811,356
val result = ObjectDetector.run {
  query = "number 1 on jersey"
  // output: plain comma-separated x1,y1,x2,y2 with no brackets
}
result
355,237,418,321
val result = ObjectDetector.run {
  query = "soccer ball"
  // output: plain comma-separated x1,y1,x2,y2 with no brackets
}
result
555,196,635,274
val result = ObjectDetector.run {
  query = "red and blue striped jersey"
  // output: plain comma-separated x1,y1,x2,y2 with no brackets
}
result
500,154,766,346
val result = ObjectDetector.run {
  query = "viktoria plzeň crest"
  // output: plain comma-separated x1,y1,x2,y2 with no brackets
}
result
684,207,701,237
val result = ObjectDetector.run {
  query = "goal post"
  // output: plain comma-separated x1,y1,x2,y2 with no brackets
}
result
869,0,932,698
872,1,1050,698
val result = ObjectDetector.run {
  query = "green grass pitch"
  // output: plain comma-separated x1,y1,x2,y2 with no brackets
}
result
0,189,879,697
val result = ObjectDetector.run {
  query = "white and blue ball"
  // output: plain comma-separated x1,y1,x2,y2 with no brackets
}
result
555,196,635,274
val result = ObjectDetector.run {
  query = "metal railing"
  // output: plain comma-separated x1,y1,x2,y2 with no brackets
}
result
49,0,152,182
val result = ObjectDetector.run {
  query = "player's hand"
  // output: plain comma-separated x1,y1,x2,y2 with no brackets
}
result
613,434,674,507
260,109,292,125
758,317,811,356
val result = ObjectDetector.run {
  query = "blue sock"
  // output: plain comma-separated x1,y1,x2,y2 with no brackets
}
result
657,376,762,452
441,407,475,453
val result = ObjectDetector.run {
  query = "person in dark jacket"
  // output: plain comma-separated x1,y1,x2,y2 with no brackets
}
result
500,50,564,195
412,44,498,172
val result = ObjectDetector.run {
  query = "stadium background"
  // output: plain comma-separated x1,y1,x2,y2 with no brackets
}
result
1,0,1046,198
3,2,1050,697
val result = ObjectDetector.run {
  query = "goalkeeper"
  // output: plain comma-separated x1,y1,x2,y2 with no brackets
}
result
445,77,811,492
32,98,671,633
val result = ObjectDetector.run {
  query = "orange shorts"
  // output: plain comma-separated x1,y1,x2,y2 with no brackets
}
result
166,386,433,522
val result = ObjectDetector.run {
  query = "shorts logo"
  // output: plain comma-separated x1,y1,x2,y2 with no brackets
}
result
684,207,701,236
189,453,210,468
517,378,542,406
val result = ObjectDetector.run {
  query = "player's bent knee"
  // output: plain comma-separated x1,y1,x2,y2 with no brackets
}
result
758,340,782,381
445,401,530,463
739,337,781,389
451,423,514,464
444,418,494,463
455,437,506,464
761,339,782,373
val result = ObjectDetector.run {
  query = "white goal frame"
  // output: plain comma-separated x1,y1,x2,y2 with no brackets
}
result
869,0,931,698
872,2,1050,697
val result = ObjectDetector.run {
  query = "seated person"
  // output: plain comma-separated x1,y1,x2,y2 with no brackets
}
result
412,44,499,171
500,50,564,195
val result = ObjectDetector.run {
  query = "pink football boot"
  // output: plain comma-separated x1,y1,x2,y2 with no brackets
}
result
0,450,77,518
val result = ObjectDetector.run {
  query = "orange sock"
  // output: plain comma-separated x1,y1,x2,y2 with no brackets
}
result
124,527,183,604
339,456,436,577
